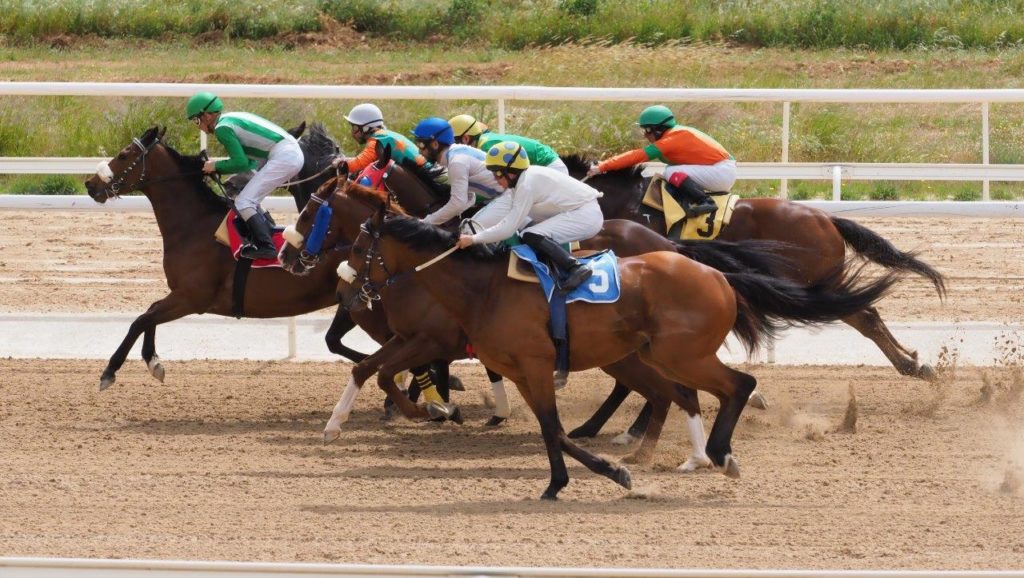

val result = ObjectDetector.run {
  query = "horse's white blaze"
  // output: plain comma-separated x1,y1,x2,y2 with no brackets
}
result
611,431,639,446
336,261,357,283
678,412,712,472
95,161,114,184
282,225,304,248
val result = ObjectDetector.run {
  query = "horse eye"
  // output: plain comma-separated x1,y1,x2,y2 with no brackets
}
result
117,152,128,160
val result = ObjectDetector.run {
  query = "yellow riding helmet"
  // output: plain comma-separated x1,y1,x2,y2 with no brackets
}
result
448,114,488,138
485,141,530,174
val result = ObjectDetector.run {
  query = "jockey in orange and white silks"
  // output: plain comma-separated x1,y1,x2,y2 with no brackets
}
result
411,117,505,226
187,91,303,260
456,141,604,293
588,105,734,217
332,103,428,176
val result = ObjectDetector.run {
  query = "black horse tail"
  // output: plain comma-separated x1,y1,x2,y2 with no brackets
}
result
831,216,946,300
674,238,796,277
725,264,903,355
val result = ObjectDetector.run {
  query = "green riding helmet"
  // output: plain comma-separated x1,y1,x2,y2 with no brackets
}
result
186,91,224,120
637,105,676,129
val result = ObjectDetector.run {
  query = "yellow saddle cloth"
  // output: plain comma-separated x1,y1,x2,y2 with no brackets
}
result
640,174,739,240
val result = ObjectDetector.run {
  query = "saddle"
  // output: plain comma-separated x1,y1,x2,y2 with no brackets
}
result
213,209,286,269
507,241,582,284
640,174,739,240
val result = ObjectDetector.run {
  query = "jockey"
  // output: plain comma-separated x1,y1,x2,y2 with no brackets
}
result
456,141,603,292
588,105,734,218
411,117,504,226
331,103,428,175
188,91,304,260
448,114,569,175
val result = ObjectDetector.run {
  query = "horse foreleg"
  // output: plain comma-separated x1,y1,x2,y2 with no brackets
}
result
612,401,652,446
141,327,164,383
324,340,396,441
567,381,631,439
844,307,935,381
100,295,193,391
623,399,667,465
324,306,371,363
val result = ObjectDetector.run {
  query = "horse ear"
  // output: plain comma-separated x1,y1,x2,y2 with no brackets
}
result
376,142,393,167
158,126,167,140
288,122,306,139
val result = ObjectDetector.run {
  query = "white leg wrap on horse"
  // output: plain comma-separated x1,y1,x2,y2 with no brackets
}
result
326,377,360,433
678,413,712,472
611,431,639,445
490,379,510,418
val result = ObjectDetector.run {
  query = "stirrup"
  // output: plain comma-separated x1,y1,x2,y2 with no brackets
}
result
684,200,717,218
240,243,279,260
559,265,592,293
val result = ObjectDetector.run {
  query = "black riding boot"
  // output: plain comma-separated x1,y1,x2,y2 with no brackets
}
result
522,232,592,293
240,212,279,260
666,175,717,218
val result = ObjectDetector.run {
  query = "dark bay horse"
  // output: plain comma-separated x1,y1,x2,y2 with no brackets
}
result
82,126,389,390
338,200,901,499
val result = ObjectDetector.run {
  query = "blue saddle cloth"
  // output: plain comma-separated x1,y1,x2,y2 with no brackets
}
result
510,245,621,304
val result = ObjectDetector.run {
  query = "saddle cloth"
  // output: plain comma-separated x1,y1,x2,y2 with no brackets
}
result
509,245,620,304
640,174,739,240
213,209,286,269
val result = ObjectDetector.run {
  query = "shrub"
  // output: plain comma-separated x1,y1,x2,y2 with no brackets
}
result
6,174,82,195
869,182,899,201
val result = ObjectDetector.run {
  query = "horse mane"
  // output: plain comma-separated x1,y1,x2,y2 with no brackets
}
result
300,122,339,162
345,181,409,216
159,140,231,211
379,214,505,262
559,154,593,179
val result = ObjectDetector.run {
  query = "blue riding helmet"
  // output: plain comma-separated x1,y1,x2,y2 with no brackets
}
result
412,117,455,146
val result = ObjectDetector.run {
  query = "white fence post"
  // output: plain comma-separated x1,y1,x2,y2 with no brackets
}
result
497,98,506,133
832,165,842,200
287,317,297,359
780,101,790,199
982,101,991,201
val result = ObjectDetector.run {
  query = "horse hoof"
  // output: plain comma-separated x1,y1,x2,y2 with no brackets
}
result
917,364,938,382
448,405,464,426
747,390,769,410
323,429,341,444
553,371,568,391
615,467,633,490
448,376,466,392
99,375,115,392
720,454,741,479
540,492,559,501
567,426,597,439
426,401,450,421
611,431,639,446
148,357,165,383
484,415,506,427
677,455,713,473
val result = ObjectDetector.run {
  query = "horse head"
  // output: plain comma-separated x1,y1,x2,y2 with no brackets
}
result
280,173,346,276
85,126,167,203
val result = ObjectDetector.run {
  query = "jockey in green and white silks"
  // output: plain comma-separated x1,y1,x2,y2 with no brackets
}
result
187,91,304,260
448,114,569,175
411,117,504,226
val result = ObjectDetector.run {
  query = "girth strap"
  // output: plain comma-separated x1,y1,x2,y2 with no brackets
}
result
232,258,254,318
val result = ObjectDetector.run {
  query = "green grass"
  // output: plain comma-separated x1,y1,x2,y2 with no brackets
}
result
4,0,1024,50
3,40,1024,199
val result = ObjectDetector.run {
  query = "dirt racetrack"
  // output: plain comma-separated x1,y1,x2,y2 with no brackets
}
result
1,210,1023,569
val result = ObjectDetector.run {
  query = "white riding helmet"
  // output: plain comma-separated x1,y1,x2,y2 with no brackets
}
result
345,103,385,130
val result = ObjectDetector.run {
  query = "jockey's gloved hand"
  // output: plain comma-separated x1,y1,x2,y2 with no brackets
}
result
585,165,601,178
330,156,348,172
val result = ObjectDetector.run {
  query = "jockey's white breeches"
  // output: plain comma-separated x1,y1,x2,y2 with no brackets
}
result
663,158,737,193
522,199,603,244
234,140,304,219
544,157,570,175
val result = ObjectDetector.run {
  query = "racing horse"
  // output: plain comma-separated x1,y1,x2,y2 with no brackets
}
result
336,196,902,499
281,175,794,467
82,126,389,390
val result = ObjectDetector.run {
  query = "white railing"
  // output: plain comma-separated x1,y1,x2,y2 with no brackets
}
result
2,558,1023,578
3,83,1024,199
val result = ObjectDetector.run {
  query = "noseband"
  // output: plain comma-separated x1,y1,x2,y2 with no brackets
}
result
95,137,158,198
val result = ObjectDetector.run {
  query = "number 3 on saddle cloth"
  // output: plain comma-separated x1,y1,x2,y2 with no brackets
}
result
641,174,739,241
508,244,621,388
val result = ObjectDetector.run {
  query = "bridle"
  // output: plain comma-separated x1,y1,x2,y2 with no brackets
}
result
94,137,159,198
341,220,408,310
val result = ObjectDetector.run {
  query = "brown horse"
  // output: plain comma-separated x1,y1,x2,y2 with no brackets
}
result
563,155,946,380
82,126,389,390
283,176,720,466
336,196,902,498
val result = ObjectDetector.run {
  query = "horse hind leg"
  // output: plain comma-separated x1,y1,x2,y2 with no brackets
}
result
141,327,164,383
568,381,631,439
844,307,935,381
622,399,667,465
674,386,713,472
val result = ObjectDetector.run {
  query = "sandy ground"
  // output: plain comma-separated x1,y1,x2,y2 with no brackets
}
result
1,210,1023,568
1,360,1022,568
0,210,1023,321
